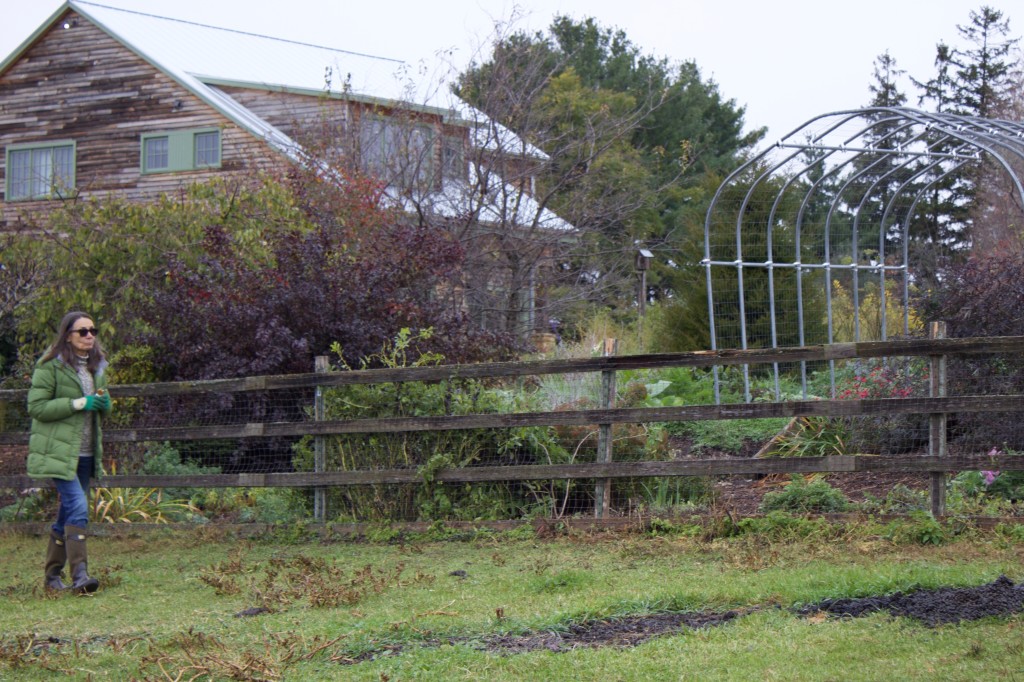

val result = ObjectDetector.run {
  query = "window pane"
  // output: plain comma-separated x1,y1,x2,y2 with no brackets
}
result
30,148,51,197
145,137,169,170
195,131,219,166
359,118,386,175
52,145,74,194
8,149,30,199
407,126,432,185
442,136,464,182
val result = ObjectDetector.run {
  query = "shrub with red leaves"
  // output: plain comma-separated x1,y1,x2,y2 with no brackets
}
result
918,250,1024,450
123,172,516,472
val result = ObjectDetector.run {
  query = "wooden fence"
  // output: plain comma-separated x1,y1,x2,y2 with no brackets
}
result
2,334,1024,519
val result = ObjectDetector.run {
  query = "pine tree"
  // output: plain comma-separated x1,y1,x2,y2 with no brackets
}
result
951,6,1020,118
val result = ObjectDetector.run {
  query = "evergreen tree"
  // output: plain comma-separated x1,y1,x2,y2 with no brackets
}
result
912,42,958,113
853,51,915,265
951,6,1020,118
911,6,1021,263
458,16,762,327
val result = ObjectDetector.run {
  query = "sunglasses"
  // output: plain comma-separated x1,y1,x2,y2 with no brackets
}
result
70,327,99,338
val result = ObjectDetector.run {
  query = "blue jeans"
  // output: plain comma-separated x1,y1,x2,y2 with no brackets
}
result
52,456,93,535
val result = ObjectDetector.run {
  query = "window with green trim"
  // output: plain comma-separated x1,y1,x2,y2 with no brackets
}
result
141,129,221,173
5,141,76,201
358,116,435,190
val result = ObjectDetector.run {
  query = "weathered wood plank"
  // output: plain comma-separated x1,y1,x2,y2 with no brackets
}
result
1,394,1020,445
1,453,1019,490
3,336,1023,401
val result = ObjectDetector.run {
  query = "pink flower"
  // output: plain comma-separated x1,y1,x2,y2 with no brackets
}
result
982,471,999,486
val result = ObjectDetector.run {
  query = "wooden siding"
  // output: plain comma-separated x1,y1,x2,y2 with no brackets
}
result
0,10,286,229
214,85,351,140
216,85,474,178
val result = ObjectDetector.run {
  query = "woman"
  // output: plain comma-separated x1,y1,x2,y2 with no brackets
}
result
26,311,111,593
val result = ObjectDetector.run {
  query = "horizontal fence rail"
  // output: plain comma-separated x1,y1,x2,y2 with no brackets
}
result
2,335,1024,521
1,455,1021,492
4,337,1023,403
1,395,1022,446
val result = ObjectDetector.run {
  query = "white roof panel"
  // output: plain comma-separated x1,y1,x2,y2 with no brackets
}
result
70,1,548,160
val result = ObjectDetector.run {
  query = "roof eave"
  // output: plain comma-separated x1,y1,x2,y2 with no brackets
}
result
66,1,296,161
0,2,74,78
195,75,472,126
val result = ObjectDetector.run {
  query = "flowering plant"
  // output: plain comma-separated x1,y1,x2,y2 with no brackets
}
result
836,359,928,401
832,359,930,454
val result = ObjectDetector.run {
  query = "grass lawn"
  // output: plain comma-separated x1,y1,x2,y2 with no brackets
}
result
1,519,1022,680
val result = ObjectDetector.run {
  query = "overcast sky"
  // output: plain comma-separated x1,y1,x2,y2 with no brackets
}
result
1,0,1018,143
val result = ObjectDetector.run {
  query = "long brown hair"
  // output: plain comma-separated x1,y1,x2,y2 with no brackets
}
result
40,311,106,373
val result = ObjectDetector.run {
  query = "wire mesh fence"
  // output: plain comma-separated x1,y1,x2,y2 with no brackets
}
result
2,336,1024,523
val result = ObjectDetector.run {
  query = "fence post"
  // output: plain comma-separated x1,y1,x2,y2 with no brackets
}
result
314,355,328,522
594,338,617,519
928,321,947,517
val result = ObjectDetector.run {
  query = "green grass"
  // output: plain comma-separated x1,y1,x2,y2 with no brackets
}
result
0,522,1022,680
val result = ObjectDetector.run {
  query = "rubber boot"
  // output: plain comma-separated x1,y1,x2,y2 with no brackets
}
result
65,525,100,594
44,530,68,591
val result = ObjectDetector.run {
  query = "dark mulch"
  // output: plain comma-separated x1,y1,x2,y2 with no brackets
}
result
478,610,743,654
798,575,1024,627
341,577,1024,663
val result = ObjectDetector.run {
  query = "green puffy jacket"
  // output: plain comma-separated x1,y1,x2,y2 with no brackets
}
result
26,356,111,481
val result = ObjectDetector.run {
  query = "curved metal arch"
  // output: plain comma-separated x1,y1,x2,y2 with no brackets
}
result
703,107,1024,402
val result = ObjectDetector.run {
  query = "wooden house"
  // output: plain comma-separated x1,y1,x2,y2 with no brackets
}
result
0,1,570,335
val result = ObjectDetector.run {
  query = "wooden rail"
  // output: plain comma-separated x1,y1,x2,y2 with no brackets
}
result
2,454,1021,491
0,395,1020,446
3,336,1022,402
2,336,1023,519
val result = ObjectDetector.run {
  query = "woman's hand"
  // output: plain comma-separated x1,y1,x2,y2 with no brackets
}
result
73,394,111,411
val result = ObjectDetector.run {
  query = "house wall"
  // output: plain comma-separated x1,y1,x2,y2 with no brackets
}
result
0,10,285,229
215,85,470,183
213,85,350,141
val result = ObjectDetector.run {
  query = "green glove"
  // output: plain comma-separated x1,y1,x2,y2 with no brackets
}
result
83,393,110,411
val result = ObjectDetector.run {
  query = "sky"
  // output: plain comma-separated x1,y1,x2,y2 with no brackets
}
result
0,0,1017,144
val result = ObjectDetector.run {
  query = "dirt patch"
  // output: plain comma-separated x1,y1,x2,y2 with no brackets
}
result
799,575,1024,627
479,609,744,654
668,434,931,516
339,577,1024,664
476,577,1024,655
712,471,931,516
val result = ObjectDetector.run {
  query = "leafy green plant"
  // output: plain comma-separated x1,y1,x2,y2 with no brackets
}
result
638,477,714,513
860,484,929,514
293,329,569,522
131,442,222,503
678,418,788,454
884,511,948,546
736,510,838,540
92,486,198,523
993,522,1024,543
762,416,849,458
0,487,55,522
759,475,850,513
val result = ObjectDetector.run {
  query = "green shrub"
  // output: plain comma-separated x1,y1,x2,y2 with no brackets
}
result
136,442,222,503
759,475,850,513
884,511,948,545
993,522,1024,544
763,416,849,458
0,488,56,522
638,477,715,513
293,329,570,522
736,510,837,539
860,484,929,514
